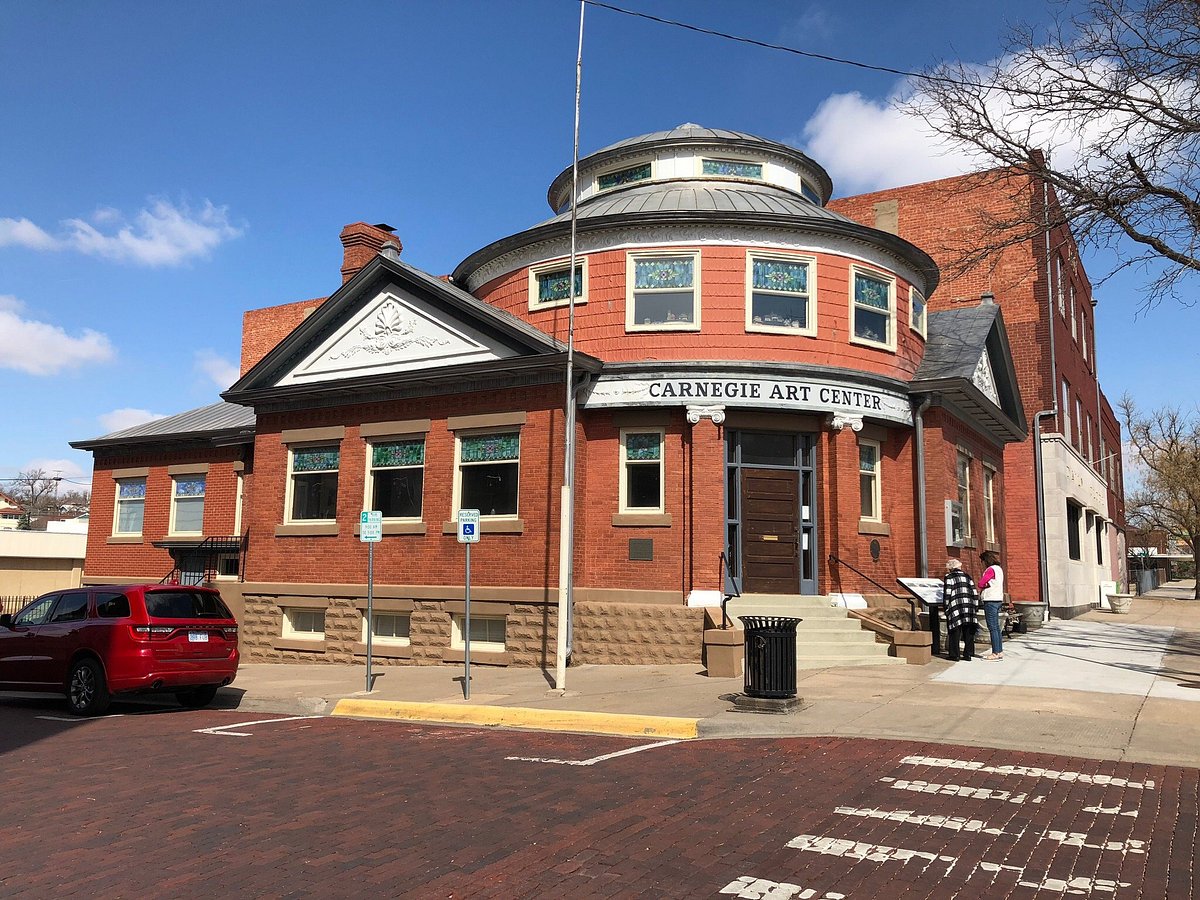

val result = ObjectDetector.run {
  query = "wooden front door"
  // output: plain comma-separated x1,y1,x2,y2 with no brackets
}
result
740,468,801,593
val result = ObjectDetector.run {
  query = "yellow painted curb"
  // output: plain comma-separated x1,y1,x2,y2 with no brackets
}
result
331,699,698,739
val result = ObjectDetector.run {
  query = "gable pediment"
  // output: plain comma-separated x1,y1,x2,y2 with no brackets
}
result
275,285,521,387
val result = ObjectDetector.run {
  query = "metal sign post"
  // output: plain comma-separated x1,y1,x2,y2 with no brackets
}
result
456,509,480,699
360,510,382,692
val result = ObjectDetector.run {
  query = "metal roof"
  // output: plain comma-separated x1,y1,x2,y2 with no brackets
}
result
914,304,1000,382
71,401,255,450
537,180,856,228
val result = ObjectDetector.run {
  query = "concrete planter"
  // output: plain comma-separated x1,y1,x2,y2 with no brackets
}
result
1013,601,1045,631
1107,593,1134,614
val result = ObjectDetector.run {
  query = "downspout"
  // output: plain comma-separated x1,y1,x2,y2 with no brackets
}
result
912,394,934,578
1035,178,1060,621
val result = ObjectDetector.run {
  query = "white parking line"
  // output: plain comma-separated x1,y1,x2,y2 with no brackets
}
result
193,715,321,737
786,833,957,869
719,876,845,899
505,738,679,766
899,755,1155,789
834,806,1007,835
879,776,1044,805
38,714,124,722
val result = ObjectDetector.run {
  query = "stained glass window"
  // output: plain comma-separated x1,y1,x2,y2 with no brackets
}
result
631,255,697,328
859,442,880,521
910,287,927,336
750,256,810,331
459,432,519,516
460,433,519,463
622,430,663,512
293,447,340,472
598,162,651,190
174,477,206,498
115,477,146,534
854,273,891,309
290,445,339,520
635,258,693,290
702,159,762,179
172,475,205,533
536,266,584,304
853,271,892,345
624,432,661,461
372,440,424,468
753,259,808,294
118,480,146,500
371,440,424,519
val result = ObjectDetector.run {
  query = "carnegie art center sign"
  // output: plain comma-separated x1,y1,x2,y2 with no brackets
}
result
582,374,912,425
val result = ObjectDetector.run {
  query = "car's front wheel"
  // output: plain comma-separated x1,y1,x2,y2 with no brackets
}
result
176,685,219,709
66,658,111,716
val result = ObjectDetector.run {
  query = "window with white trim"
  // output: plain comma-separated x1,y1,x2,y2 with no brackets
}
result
1070,279,1078,340
858,440,881,522
910,286,927,338
170,475,205,535
529,258,586,310
620,429,664,514
1076,397,1084,452
1056,254,1066,315
283,608,325,640
983,465,997,544
367,438,424,520
1061,378,1072,443
956,451,973,539
627,251,700,331
850,268,895,350
114,477,146,535
456,431,519,517
287,445,339,522
363,612,410,646
452,614,506,652
746,253,814,335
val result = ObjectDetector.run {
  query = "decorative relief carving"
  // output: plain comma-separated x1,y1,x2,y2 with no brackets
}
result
686,404,726,425
828,413,864,432
972,352,1000,406
329,300,450,360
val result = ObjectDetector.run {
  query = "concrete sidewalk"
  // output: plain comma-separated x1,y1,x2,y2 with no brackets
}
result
217,592,1200,769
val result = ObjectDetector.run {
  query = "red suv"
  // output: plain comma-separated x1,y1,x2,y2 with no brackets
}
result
0,584,239,716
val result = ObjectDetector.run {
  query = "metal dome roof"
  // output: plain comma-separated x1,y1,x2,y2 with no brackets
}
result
547,123,834,212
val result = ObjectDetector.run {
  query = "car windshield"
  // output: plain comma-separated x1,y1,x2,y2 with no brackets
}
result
144,590,232,620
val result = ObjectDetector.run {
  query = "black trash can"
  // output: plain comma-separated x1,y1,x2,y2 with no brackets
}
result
739,616,801,699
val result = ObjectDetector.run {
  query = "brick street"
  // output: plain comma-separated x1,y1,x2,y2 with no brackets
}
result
0,700,1194,898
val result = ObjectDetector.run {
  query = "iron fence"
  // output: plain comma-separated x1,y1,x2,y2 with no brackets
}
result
0,595,35,616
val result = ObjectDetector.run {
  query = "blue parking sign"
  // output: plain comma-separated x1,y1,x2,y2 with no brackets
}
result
457,508,480,543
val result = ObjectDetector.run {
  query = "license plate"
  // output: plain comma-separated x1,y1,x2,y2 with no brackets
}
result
188,631,209,643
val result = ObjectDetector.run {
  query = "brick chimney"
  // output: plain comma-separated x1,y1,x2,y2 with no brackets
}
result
340,222,401,283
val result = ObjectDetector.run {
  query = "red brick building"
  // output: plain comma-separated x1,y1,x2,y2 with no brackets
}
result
830,170,1126,616
73,125,1029,668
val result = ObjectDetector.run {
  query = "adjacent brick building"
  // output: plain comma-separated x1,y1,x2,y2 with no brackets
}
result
74,125,1033,668
830,169,1125,616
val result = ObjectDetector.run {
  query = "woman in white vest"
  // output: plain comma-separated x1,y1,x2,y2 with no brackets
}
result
978,550,1005,660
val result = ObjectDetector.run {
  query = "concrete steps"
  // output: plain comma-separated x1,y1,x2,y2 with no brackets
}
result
726,594,905,670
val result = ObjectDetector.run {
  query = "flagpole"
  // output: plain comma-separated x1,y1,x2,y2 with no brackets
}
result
555,0,585,691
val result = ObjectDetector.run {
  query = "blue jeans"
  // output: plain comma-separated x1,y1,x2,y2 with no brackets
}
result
983,601,1004,654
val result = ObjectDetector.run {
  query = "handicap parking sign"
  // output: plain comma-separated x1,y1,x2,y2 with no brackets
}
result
457,509,480,543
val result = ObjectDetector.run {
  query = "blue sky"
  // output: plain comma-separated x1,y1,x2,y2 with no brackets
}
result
1,1,1193,490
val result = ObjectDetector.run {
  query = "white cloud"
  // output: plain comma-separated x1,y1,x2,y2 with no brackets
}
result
194,349,240,390
0,217,58,250
0,295,115,375
26,457,89,480
801,88,977,196
0,198,243,267
802,54,1165,197
99,408,168,434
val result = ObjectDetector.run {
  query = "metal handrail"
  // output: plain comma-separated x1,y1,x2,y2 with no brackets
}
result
719,549,741,629
828,553,918,630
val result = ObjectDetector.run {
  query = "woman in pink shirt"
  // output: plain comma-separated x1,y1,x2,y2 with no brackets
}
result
978,550,1005,659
